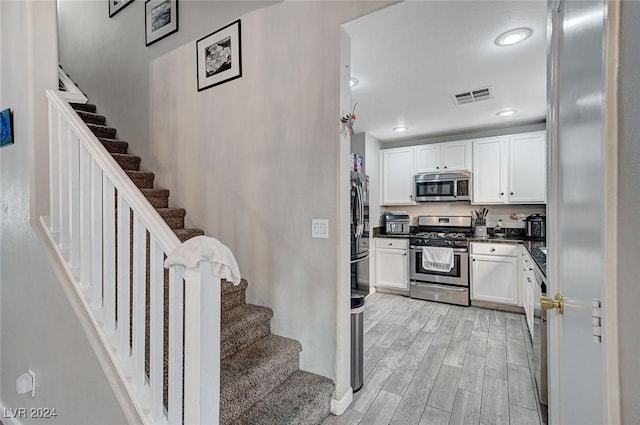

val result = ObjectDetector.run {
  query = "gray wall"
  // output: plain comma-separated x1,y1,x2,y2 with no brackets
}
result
145,0,391,382
617,2,640,422
0,2,128,423
57,0,279,171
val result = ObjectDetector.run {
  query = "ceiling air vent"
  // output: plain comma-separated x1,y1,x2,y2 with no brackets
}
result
451,86,494,105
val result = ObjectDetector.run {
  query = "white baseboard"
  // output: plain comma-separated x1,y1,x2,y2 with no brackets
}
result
0,402,25,425
330,387,353,415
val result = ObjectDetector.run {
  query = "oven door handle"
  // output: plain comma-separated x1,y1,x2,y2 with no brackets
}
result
411,283,468,292
410,246,468,253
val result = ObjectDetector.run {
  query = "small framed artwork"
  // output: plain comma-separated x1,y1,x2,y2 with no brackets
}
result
109,0,134,18
145,0,179,46
0,108,14,147
196,19,242,92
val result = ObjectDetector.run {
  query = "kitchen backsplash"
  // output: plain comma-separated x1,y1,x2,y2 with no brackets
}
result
380,203,546,228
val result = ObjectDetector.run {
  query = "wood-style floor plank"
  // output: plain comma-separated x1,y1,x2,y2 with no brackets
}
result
509,404,541,425
480,375,510,425
427,364,463,412
419,406,451,425
358,390,402,425
450,389,482,425
389,377,435,425
508,363,538,411
459,353,486,394
383,354,422,396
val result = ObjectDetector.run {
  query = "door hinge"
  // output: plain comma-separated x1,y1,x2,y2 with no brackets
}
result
592,298,602,343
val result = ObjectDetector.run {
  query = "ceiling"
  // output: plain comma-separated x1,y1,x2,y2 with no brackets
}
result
343,1,547,142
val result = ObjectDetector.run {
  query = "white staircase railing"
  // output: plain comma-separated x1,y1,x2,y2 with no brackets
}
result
43,89,233,424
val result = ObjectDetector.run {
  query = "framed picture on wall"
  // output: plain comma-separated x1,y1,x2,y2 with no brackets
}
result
196,20,242,92
145,0,179,46
109,0,134,18
0,108,14,148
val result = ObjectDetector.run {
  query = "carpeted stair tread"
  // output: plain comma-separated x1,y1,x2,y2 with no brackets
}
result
221,304,273,359
220,335,302,424
173,227,205,242
99,138,129,154
87,123,117,139
220,279,248,312
76,110,107,125
234,370,335,425
112,153,141,171
156,208,186,229
126,170,155,189
140,188,170,208
70,102,97,113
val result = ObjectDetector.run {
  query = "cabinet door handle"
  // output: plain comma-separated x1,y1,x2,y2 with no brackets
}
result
500,192,504,196
389,243,393,246
511,192,514,195
472,258,476,262
444,166,448,169
491,248,496,252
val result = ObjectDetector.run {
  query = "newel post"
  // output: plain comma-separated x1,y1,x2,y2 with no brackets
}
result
165,236,241,425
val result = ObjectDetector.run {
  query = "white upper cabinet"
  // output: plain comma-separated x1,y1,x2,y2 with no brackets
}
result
508,131,547,203
472,131,547,205
472,136,507,204
415,140,471,173
415,145,441,173
381,147,416,205
441,140,471,172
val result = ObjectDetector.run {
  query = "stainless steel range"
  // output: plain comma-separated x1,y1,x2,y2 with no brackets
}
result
409,215,472,306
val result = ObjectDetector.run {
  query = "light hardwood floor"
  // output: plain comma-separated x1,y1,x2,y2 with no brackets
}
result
324,293,545,425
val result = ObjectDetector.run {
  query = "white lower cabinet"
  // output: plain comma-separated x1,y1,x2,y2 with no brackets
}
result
470,243,520,306
374,238,409,291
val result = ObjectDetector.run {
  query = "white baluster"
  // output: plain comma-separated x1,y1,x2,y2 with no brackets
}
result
168,267,184,425
103,176,116,332
91,158,104,309
117,194,131,359
48,102,60,237
69,132,81,276
59,120,70,257
79,144,92,288
150,237,165,422
132,215,147,388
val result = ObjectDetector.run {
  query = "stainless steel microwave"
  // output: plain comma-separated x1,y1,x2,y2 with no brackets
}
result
414,172,471,202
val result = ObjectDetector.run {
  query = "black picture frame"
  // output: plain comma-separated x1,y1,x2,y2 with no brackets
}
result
0,108,14,148
196,20,242,92
145,0,179,46
109,0,134,18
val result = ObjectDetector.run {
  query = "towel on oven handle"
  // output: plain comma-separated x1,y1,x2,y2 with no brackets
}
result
422,246,455,273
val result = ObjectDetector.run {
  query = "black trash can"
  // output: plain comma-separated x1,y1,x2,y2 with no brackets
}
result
351,294,365,392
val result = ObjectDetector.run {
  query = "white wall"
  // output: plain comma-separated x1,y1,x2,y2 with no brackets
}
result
57,0,279,170
617,2,640,422
146,1,392,386
0,2,128,423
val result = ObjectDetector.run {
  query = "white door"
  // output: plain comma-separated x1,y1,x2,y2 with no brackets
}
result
547,0,611,423
415,144,441,173
472,137,506,204
381,147,415,205
441,140,470,171
508,132,546,203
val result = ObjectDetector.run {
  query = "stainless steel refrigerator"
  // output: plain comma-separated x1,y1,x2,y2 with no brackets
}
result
350,171,369,291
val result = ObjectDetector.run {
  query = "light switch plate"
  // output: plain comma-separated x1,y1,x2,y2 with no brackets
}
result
312,219,329,239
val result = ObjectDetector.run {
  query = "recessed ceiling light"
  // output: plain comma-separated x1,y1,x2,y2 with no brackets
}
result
496,109,518,117
393,126,409,132
350,77,359,88
495,28,532,46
